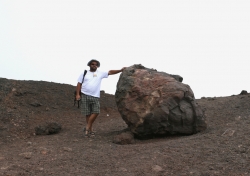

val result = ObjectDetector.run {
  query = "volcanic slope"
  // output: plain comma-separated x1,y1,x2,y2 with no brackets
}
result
0,78,250,176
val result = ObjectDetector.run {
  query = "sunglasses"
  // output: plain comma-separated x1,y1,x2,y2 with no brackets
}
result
91,63,98,66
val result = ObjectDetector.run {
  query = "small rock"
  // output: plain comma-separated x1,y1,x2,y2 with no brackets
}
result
19,152,32,159
35,122,62,135
119,167,127,172
63,147,72,152
152,165,163,172
0,156,4,160
40,147,50,155
240,90,248,95
235,116,241,120
113,131,135,145
6,108,13,113
208,97,216,101
221,129,235,136
29,100,42,107
1,166,9,170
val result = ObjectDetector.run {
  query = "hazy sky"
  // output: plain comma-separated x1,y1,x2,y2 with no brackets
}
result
1,0,250,98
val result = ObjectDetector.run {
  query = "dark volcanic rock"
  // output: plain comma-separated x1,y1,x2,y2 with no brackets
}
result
35,122,62,135
115,64,207,138
240,90,248,95
29,100,42,107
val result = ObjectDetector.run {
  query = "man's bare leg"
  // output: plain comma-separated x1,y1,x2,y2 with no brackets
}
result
86,115,90,126
85,113,99,135
85,115,93,132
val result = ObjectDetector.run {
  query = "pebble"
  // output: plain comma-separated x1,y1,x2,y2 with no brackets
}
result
40,147,50,155
235,116,241,120
63,147,72,152
119,167,127,172
221,129,235,136
19,152,32,159
152,165,163,172
1,166,9,170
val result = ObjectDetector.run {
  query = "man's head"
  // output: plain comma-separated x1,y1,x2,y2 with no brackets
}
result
87,59,100,71
87,59,100,67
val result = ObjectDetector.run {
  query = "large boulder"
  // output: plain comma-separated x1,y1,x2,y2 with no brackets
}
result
115,64,207,138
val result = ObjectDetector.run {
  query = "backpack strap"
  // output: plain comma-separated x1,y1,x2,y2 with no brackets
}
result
81,70,87,84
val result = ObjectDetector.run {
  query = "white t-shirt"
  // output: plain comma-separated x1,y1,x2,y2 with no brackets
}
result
77,70,109,98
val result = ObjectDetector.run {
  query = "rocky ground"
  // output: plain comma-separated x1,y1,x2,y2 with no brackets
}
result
0,78,250,176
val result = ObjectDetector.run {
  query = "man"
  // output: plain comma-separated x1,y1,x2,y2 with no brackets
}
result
75,59,125,137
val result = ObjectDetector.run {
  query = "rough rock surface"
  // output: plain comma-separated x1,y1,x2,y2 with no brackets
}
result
115,64,207,138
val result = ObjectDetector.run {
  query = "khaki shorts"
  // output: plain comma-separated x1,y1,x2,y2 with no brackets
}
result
80,94,100,116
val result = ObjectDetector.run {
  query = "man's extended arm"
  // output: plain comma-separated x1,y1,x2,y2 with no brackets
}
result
108,67,126,75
